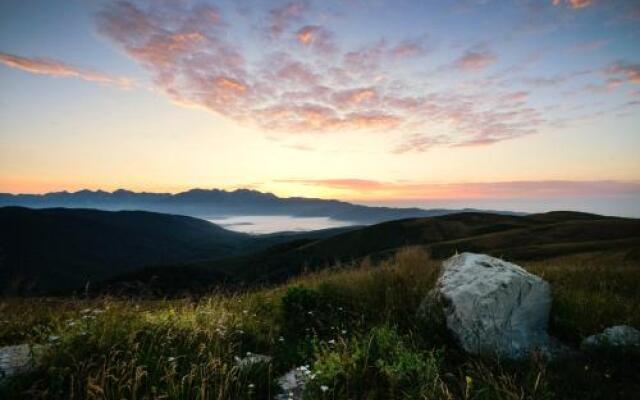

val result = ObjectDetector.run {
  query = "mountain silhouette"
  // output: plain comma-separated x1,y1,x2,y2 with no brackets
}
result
0,188,519,224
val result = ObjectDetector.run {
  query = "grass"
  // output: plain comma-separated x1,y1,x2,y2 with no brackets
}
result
1,247,639,399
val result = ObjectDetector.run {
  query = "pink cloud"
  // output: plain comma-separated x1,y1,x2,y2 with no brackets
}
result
453,46,497,71
332,87,378,107
552,0,594,9
605,61,640,85
256,104,401,133
393,134,451,154
343,40,387,73
295,25,335,53
92,2,550,147
275,60,319,85
268,1,308,37
389,38,429,59
500,91,529,103
0,52,132,88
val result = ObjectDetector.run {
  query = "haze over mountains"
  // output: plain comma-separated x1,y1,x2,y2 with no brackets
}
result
0,188,518,224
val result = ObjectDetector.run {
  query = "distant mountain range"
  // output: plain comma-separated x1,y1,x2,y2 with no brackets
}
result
0,188,521,224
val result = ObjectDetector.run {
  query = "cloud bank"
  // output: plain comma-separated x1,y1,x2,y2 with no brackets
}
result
90,0,556,150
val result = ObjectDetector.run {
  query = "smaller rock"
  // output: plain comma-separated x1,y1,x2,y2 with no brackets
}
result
582,325,640,350
234,353,272,369
275,367,308,400
0,344,45,381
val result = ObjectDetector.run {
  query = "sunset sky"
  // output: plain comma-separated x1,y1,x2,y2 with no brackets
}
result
1,0,639,215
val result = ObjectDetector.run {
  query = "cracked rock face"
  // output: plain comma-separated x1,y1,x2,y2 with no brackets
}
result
437,253,552,359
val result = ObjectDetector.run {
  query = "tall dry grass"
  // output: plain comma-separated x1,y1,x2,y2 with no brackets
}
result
1,247,638,399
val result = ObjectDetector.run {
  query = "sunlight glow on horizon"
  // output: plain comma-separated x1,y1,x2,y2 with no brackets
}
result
0,0,639,212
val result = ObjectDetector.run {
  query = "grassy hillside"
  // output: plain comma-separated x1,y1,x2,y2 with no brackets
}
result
0,207,359,295
0,207,252,294
1,248,638,399
112,211,639,293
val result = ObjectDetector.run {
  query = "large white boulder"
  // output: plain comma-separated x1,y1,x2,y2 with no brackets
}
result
437,253,552,358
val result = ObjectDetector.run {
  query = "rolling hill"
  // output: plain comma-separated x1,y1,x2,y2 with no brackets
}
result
3,207,638,296
0,207,355,295
104,211,640,295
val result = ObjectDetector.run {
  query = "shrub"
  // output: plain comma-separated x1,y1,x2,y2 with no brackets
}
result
304,325,445,399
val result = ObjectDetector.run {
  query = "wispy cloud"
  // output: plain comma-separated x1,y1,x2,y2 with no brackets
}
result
453,45,497,71
552,0,594,10
89,1,627,152
0,52,132,88
392,134,451,154
268,1,309,37
605,61,640,85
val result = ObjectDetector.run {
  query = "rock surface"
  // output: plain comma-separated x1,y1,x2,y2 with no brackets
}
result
437,252,552,358
234,353,272,369
0,344,42,381
275,365,310,400
582,325,640,349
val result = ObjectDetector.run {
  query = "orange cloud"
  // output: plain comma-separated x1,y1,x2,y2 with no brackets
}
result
215,76,248,94
280,179,386,191
296,26,315,45
332,87,378,107
94,2,544,147
0,52,132,88
553,0,594,9
341,112,402,131
279,179,640,199
606,62,640,85
295,25,335,53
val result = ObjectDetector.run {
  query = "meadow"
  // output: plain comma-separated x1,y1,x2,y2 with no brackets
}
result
1,248,639,399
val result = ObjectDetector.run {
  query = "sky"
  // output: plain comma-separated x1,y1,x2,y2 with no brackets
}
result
0,0,639,216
